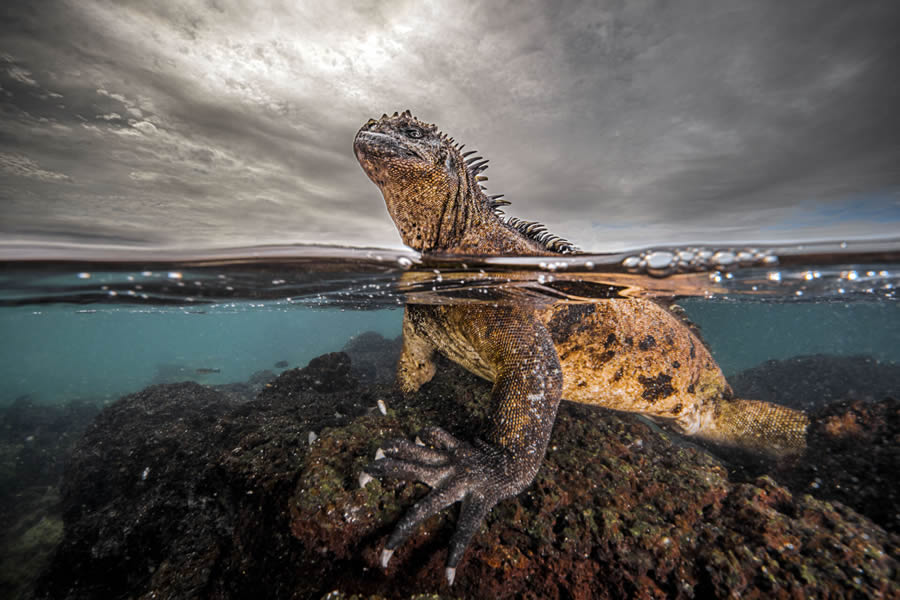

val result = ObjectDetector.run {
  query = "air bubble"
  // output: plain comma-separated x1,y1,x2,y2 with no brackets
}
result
711,251,736,266
645,251,675,271
622,256,641,269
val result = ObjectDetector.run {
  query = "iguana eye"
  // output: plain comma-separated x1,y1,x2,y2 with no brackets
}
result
405,127,423,139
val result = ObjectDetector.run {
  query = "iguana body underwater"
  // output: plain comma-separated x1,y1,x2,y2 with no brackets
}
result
353,110,809,584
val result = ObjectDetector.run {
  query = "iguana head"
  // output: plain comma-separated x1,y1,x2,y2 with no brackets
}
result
353,110,487,252
354,110,577,255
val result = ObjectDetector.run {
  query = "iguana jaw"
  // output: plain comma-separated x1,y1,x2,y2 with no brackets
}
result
354,119,473,253
354,130,429,177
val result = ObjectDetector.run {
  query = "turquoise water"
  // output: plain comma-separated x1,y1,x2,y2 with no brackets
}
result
2,240,897,406
0,304,402,406
1,299,897,407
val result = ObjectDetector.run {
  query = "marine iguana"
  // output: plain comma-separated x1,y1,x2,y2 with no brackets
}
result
353,110,808,585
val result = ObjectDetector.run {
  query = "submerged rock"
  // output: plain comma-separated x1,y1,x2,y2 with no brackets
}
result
213,368,277,403
731,354,900,412
775,397,900,534
32,353,900,599
342,331,403,385
0,397,99,600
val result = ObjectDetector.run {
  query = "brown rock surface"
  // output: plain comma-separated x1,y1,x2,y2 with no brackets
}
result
24,349,899,599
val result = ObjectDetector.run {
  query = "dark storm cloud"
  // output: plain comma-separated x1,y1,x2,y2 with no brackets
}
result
0,0,898,252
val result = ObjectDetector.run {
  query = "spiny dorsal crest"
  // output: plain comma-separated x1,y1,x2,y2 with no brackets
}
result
381,110,579,255
504,217,578,254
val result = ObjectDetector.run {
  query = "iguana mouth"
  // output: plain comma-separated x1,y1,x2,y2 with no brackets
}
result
354,130,424,162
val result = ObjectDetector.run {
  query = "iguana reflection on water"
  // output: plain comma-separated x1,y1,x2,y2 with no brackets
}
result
353,110,808,585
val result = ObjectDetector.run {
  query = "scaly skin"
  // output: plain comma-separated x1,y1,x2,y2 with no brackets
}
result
354,111,809,584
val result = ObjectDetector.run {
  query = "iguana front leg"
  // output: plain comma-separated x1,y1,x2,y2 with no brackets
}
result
364,305,563,585
395,307,437,395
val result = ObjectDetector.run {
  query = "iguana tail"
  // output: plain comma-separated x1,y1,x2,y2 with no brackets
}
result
689,398,809,457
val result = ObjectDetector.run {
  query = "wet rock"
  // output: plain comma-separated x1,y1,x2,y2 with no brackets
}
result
0,397,99,494
290,363,899,599
342,331,403,384
32,357,379,600
266,351,358,395
33,383,241,600
213,369,277,403
33,355,899,599
0,397,98,600
775,397,900,534
731,354,900,412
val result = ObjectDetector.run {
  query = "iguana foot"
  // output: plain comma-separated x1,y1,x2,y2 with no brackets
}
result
363,426,525,585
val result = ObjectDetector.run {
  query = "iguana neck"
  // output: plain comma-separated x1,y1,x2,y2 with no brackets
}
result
386,184,555,257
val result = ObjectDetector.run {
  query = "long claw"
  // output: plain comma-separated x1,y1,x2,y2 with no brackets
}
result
364,456,449,487
380,548,394,568
419,426,460,450
446,566,456,586
383,439,451,465
386,484,466,551
447,495,491,569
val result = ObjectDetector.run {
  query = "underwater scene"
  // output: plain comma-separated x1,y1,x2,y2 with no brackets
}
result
0,241,898,599
3,1,900,598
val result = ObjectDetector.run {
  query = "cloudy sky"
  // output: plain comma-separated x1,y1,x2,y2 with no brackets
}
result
1,0,898,253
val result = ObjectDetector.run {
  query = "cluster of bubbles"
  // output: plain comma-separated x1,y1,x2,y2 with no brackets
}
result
620,248,777,277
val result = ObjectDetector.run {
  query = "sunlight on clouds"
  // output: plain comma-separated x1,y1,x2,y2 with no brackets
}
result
0,152,70,181
75,0,437,117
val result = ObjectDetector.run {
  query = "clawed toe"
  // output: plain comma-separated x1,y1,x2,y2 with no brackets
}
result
364,455,449,487
382,438,451,465
418,426,460,450
361,428,518,585
362,429,464,487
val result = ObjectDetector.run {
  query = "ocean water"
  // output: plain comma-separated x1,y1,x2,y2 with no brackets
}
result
3,240,897,407
1,239,898,598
